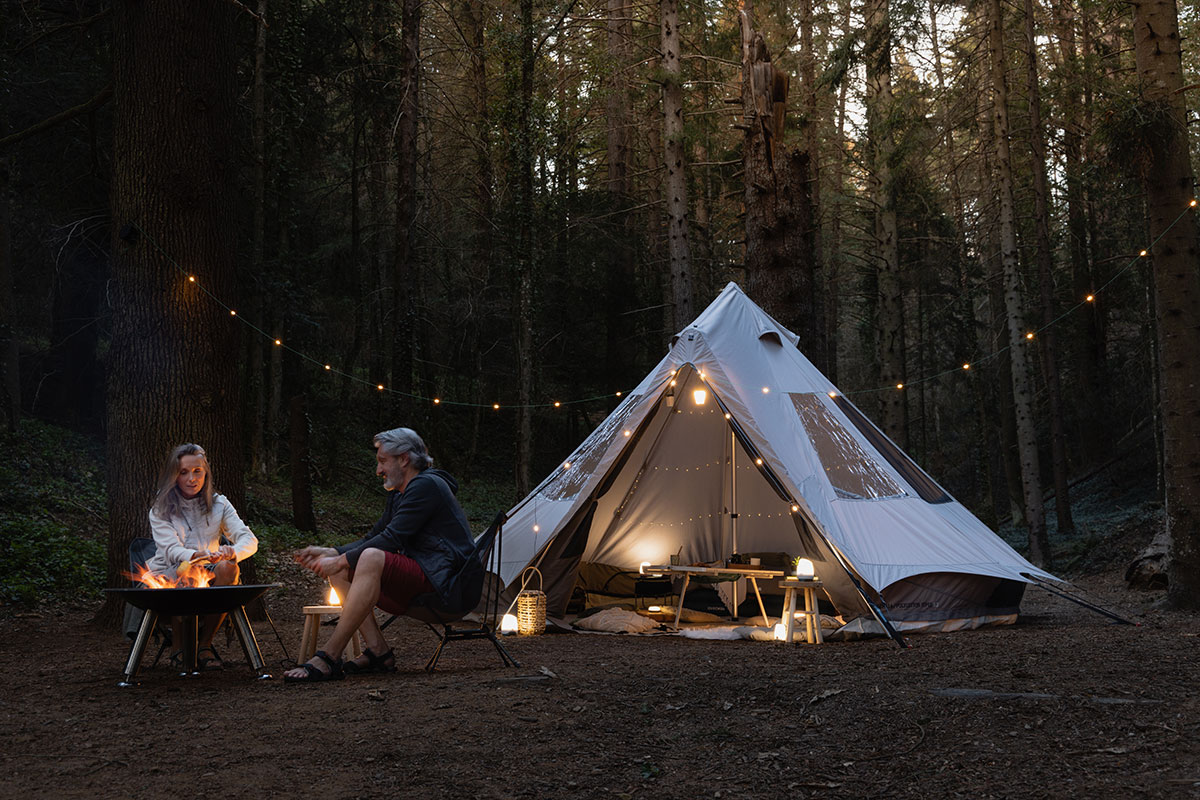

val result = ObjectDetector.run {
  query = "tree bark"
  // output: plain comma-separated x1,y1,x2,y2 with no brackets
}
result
1131,0,1200,609
1023,0,1074,537
101,0,242,626
392,0,420,422
660,0,692,329
605,0,637,394
289,394,316,531
739,10,820,361
514,0,536,495
864,0,905,447
0,159,17,433
988,0,1050,567
248,0,268,476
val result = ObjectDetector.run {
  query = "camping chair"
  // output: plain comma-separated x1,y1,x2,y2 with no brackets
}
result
123,537,172,667
380,512,519,672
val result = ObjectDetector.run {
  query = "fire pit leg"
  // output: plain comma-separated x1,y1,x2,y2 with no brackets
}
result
229,606,272,680
119,609,159,687
179,615,200,676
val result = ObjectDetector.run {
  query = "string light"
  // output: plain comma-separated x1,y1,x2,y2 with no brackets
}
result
377,384,384,391
134,196,1200,409
433,398,441,405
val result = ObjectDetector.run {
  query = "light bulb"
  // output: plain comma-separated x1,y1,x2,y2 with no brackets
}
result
693,389,707,405
500,614,519,633
796,558,815,579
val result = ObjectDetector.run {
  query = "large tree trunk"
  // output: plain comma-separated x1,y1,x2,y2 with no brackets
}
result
1023,0,1074,537
101,0,242,626
660,0,692,329
1131,0,1200,609
739,10,820,360
864,0,905,447
988,0,1050,567
248,0,268,476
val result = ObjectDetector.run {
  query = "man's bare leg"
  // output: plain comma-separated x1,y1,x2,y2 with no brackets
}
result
284,548,389,678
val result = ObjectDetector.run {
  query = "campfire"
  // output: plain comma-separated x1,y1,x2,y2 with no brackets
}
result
125,556,215,589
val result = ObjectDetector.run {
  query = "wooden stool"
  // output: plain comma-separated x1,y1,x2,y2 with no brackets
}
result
299,605,363,664
777,579,824,644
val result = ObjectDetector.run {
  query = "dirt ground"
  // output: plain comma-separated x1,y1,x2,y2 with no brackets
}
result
1,570,1197,800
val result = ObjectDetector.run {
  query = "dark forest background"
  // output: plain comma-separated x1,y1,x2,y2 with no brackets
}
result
1,0,1197,615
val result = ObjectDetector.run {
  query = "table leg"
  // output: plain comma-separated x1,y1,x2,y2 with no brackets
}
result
749,577,769,624
299,613,317,664
805,587,823,644
783,587,798,644
672,574,691,630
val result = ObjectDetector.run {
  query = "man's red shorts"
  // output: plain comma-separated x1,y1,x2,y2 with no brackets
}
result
374,551,434,615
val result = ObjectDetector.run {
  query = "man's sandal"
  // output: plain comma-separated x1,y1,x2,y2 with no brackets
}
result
197,646,223,670
284,650,344,683
342,647,397,675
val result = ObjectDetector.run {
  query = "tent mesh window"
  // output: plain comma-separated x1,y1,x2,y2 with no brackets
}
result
827,395,951,503
789,393,905,500
542,392,643,501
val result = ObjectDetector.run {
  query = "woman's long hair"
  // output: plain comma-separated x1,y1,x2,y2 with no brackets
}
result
151,443,215,520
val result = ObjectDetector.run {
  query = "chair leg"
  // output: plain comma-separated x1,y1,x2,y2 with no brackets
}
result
486,625,521,668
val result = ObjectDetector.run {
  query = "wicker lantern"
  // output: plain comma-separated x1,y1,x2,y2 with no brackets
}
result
516,566,547,636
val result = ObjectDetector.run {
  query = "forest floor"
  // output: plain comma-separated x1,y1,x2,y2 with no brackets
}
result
1,566,1197,799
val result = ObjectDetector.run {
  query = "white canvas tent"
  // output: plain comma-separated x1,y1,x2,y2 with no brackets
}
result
496,283,1061,642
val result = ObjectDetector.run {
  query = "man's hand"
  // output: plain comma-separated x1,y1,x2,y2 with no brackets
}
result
293,545,338,569
215,544,236,562
313,554,349,581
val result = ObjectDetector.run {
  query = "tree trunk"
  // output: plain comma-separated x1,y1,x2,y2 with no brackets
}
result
605,0,637,393
248,0,268,476
514,0,536,495
988,0,1050,567
660,0,692,329
101,0,242,626
1131,0,1200,609
289,394,316,531
1023,0,1074,537
739,11,820,359
0,159,17,433
392,0,420,421
864,0,905,447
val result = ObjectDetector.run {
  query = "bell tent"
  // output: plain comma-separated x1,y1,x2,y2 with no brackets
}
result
496,283,1062,642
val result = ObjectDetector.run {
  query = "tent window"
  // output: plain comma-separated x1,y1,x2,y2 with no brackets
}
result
541,392,644,501
828,394,951,504
789,393,905,500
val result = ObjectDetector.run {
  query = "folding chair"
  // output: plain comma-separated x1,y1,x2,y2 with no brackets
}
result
382,512,519,672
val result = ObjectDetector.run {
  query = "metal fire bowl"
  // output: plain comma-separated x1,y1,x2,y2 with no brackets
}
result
107,584,278,616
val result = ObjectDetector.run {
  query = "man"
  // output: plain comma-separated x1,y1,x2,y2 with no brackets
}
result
284,427,476,681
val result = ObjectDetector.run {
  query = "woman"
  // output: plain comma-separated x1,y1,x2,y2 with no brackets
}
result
146,443,258,668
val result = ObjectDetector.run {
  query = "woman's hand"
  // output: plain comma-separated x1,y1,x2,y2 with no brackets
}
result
215,544,236,561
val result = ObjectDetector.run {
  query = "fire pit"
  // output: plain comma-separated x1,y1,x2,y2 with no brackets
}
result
109,584,279,686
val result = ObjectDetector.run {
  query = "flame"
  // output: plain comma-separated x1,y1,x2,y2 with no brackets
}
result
125,561,213,589
328,585,340,605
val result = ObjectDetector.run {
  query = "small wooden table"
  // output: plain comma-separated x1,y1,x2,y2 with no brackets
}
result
642,564,786,629
299,605,363,664
778,578,824,644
